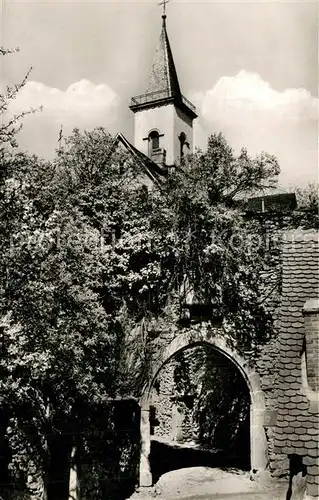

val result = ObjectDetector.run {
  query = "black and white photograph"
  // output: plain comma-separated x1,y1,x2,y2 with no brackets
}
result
1,1,318,499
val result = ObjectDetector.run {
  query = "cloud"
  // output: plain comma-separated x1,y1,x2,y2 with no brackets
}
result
7,71,318,189
192,71,318,188
198,70,317,119
8,79,120,158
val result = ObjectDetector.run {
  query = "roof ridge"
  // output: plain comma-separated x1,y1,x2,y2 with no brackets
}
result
283,229,319,242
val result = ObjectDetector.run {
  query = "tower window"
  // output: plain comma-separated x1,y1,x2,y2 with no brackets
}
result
179,132,188,160
149,130,160,154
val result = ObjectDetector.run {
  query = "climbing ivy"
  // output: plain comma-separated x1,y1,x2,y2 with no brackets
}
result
1,119,281,497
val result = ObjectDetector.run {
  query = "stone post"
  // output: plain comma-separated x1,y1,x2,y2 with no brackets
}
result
170,401,185,443
250,388,268,472
302,298,319,500
68,447,78,500
139,408,152,487
302,298,319,393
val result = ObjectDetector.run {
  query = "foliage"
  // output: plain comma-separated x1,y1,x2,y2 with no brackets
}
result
0,47,42,498
292,182,319,231
295,182,319,214
156,134,280,349
0,53,134,495
0,144,126,494
171,346,250,462
76,400,140,500
1,68,281,497
189,133,280,205
0,47,38,153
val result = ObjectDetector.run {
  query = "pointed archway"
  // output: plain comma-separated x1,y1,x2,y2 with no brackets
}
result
139,330,268,487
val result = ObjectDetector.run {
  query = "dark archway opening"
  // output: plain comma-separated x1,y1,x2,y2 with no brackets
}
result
149,344,250,484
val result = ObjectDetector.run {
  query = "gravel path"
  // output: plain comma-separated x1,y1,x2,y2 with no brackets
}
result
128,467,287,500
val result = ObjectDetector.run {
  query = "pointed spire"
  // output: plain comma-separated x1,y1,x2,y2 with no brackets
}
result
130,12,197,120
145,14,182,99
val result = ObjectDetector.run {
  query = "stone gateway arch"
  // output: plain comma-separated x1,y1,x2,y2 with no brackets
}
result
138,327,269,487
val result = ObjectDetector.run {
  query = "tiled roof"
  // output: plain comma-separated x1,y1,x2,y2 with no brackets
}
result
246,193,297,213
146,15,181,98
274,230,319,467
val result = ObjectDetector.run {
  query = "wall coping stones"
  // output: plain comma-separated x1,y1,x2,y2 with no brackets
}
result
303,298,319,314
281,229,319,242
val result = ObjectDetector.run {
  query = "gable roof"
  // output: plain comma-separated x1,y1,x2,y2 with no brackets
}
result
274,230,319,468
246,193,297,214
112,133,167,188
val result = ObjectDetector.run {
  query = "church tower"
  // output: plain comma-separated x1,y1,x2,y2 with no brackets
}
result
129,13,197,167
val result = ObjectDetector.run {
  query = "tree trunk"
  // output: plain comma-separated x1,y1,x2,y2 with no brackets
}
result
0,409,11,497
45,437,72,500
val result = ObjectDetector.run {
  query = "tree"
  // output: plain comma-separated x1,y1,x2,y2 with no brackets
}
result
295,182,318,212
0,117,281,498
0,47,40,498
295,182,319,231
1,124,168,498
154,133,280,348
0,133,129,498
0,47,37,152
181,133,280,205
0,53,133,496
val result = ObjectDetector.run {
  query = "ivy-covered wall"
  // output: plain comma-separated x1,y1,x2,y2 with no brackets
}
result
21,400,141,500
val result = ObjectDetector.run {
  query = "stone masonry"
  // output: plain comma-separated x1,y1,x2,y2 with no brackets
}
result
138,228,319,491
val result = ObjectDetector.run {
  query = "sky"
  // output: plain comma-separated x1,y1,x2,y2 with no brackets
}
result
2,0,318,189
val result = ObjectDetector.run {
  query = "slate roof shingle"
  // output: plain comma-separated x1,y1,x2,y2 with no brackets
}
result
145,15,181,99
274,230,319,478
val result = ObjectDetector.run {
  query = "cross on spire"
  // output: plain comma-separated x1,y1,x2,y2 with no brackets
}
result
159,0,170,17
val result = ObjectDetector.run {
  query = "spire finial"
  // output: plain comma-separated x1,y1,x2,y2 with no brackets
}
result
158,0,170,19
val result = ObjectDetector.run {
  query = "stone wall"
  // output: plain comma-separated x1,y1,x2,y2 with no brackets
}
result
151,362,177,440
146,212,318,480
303,299,319,393
257,338,288,477
147,326,287,478
9,399,141,500
150,342,262,468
